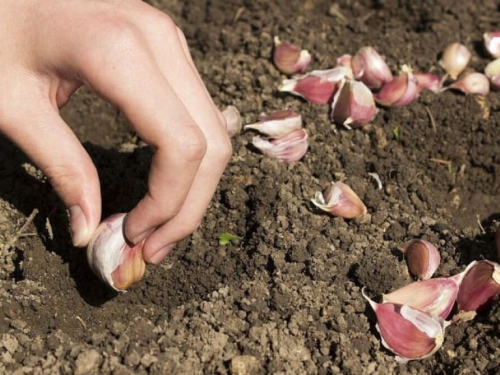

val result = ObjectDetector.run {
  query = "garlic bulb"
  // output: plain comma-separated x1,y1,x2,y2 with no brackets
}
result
87,213,146,291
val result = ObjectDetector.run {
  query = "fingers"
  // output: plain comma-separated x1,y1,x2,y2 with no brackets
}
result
0,91,101,247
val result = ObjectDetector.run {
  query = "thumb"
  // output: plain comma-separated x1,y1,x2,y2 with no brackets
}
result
1,103,101,246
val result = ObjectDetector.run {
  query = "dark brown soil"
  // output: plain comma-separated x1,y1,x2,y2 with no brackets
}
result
1,0,500,373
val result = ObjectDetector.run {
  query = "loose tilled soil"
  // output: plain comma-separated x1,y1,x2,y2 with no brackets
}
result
1,0,500,374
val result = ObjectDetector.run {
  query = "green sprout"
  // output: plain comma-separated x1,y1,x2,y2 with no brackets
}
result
392,126,400,141
218,232,243,246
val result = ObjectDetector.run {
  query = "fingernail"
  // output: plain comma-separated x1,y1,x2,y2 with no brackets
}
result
69,205,89,247
148,244,175,265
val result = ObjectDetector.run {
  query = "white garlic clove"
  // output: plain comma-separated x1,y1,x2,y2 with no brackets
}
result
400,239,441,280
311,181,366,219
413,72,444,94
484,31,500,58
244,109,302,137
330,79,378,129
279,67,349,105
457,260,500,312
484,58,500,91
251,128,308,162
443,72,490,96
439,43,471,80
351,46,393,89
87,213,146,291
273,36,311,75
374,65,418,107
222,105,242,138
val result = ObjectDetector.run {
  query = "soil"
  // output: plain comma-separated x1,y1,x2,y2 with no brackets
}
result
1,0,500,374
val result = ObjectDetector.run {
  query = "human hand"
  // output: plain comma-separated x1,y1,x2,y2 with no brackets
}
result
0,0,231,264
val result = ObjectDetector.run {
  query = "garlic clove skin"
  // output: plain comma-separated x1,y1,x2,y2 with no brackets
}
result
222,105,242,138
484,58,500,90
335,54,354,78
311,181,366,219
244,109,302,137
330,79,378,129
382,277,461,319
273,36,311,75
374,65,418,107
87,213,146,291
483,31,500,58
439,43,471,80
363,289,448,363
456,260,500,312
251,128,308,162
351,46,393,89
443,72,490,96
279,67,350,105
413,73,444,94
400,239,441,280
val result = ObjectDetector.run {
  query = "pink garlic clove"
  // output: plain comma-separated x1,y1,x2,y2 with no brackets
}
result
222,105,242,138
457,260,500,312
484,31,500,58
273,36,311,75
311,181,366,219
335,54,354,78
400,239,441,280
330,79,378,129
351,46,393,89
484,58,500,90
251,128,308,162
374,65,418,107
244,109,302,137
87,213,146,291
279,67,350,105
382,276,462,319
443,72,490,96
439,43,471,80
363,289,449,363
413,73,445,94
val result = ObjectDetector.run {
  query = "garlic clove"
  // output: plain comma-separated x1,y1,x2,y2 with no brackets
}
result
311,181,366,219
413,73,444,94
251,128,308,162
351,46,393,89
484,58,500,90
335,54,354,78
330,79,377,129
400,239,441,280
374,65,418,107
363,289,448,363
279,67,349,105
443,72,490,96
273,36,311,75
382,277,461,319
244,109,302,137
439,43,471,80
222,105,242,138
87,213,146,291
456,260,500,312
483,31,500,58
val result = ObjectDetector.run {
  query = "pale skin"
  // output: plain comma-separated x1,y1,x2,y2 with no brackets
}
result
0,0,232,264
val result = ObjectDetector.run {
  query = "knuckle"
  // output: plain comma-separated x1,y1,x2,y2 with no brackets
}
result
173,127,207,163
208,134,233,165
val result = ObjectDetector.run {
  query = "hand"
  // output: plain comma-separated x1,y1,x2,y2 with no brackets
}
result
0,0,231,264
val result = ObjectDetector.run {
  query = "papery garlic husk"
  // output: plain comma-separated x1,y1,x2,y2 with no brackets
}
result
400,239,441,280
222,105,242,138
374,65,418,107
383,276,463,319
87,213,146,291
351,46,393,89
251,128,308,162
311,181,367,219
330,79,377,129
484,58,500,90
456,260,500,312
279,67,350,105
273,36,312,75
439,43,471,80
413,73,444,94
484,31,500,58
443,72,490,96
363,289,449,363
244,109,302,137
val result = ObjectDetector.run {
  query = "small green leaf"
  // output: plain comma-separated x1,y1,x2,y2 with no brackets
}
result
218,232,243,246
